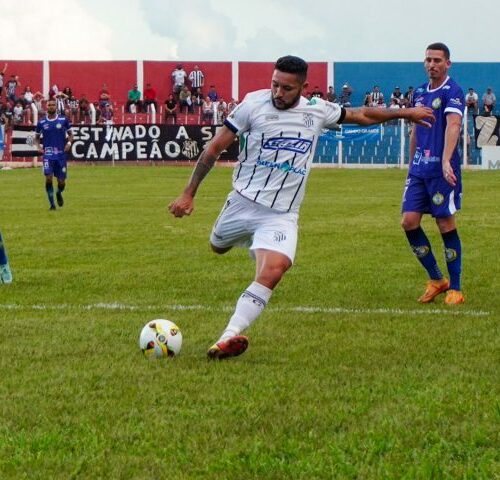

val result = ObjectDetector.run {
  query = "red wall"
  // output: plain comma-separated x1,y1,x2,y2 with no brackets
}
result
143,61,232,103
0,60,43,95
238,61,328,100
2,60,327,104
50,61,136,103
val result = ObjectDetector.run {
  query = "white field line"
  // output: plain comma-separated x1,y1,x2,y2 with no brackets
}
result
0,302,492,317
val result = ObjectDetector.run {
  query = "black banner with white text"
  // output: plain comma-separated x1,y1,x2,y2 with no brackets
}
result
11,124,239,160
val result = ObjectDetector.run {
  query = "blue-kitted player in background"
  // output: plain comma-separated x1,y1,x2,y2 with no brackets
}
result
401,42,465,305
35,99,73,210
0,230,12,284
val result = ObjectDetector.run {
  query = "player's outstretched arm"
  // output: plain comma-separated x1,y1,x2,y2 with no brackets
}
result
344,106,435,127
168,126,237,218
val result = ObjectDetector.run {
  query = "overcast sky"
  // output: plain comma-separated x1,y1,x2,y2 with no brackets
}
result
1,0,498,62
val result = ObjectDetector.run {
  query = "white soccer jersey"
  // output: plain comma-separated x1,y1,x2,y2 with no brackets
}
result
225,89,344,212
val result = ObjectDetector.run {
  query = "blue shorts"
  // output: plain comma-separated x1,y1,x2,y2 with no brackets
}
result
43,154,67,180
401,173,462,218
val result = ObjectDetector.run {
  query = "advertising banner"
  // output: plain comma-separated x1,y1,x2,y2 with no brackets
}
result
322,124,381,143
11,124,239,161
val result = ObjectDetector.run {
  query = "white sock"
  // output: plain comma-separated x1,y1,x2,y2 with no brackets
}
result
219,281,273,341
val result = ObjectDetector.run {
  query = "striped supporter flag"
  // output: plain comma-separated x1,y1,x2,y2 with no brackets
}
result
11,126,38,157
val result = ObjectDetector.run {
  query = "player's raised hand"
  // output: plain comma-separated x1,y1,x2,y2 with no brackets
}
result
410,106,435,128
168,193,194,218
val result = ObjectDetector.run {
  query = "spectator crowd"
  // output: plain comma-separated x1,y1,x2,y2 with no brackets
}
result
1,61,498,131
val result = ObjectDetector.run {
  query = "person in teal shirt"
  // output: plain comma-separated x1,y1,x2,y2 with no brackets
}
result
126,85,143,113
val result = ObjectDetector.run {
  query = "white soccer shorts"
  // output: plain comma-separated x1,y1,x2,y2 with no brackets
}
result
210,190,299,263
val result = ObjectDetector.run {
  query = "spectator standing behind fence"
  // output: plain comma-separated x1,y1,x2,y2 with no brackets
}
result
179,85,194,113
172,64,187,96
311,86,324,98
465,87,479,115
126,85,142,113
164,94,177,124
227,98,238,115
99,103,113,124
481,87,496,115
370,85,385,107
403,86,414,108
188,65,204,95
339,83,352,107
202,96,214,123
0,63,7,98
390,86,403,106
6,75,20,102
143,83,158,113
207,85,219,102
79,94,90,123
326,86,337,103
192,87,204,111
68,95,79,123
98,84,110,109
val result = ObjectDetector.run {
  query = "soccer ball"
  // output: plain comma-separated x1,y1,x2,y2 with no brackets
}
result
139,319,182,358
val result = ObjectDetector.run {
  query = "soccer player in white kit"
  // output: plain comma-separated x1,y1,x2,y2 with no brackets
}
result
169,56,435,360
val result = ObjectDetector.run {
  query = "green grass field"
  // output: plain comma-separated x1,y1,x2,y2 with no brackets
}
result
0,165,498,479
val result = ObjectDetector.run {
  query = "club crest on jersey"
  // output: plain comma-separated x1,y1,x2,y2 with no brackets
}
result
273,231,287,243
432,192,444,205
432,98,442,109
56,123,62,129
262,137,312,154
303,113,314,127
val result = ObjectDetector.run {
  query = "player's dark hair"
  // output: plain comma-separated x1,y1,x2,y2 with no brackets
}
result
426,42,450,59
275,56,308,82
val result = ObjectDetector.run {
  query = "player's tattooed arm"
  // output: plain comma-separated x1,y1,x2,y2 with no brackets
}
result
185,149,218,196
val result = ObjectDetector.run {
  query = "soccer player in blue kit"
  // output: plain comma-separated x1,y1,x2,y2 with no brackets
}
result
35,99,73,210
401,43,465,305
170,55,436,359
0,230,12,284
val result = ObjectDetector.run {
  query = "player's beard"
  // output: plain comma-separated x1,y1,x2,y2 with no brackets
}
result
272,92,302,110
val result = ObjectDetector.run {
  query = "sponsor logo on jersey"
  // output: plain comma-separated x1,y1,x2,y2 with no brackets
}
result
263,137,312,154
450,97,463,106
445,248,457,262
256,159,307,176
265,114,279,121
411,245,429,258
443,85,451,90
432,98,442,109
432,192,444,205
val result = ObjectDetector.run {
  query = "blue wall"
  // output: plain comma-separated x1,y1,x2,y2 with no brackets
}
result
334,62,500,110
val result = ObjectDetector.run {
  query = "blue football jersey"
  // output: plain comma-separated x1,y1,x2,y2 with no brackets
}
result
36,116,72,155
410,76,464,178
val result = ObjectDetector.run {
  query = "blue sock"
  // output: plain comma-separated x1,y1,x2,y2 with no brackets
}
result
442,229,462,290
0,231,8,265
46,183,55,207
405,227,443,280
